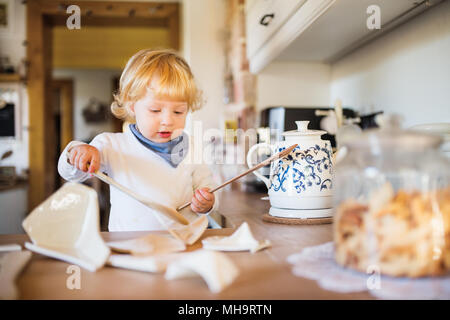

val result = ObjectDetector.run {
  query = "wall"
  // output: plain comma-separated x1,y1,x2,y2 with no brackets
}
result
53,69,121,142
0,1,27,233
0,0,26,69
256,61,331,112
0,83,28,174
330,0,450,127
53,25,170,69
181,0,226,132
0,0,27,173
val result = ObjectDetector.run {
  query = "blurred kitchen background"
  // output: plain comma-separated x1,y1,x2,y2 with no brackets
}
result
0,0,449,234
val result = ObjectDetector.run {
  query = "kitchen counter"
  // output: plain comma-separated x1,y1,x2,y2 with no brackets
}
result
0,189,374,299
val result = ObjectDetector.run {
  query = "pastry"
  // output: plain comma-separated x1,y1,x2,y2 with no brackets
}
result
334,184,450,277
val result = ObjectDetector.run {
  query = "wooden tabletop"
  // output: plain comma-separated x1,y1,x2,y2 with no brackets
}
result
0,189,374,299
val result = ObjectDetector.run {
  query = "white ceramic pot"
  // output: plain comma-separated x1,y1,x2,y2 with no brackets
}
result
247,121,333,210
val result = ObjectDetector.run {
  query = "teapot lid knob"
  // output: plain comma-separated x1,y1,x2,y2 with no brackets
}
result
284,120,327,137
296,121,310,132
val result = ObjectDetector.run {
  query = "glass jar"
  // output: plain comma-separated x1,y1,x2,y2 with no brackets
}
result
333,128,450,277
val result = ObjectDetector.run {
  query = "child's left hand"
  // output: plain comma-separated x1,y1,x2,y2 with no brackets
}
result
191,188,215,213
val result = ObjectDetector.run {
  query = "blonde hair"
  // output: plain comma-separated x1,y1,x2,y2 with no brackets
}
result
111,49,203,120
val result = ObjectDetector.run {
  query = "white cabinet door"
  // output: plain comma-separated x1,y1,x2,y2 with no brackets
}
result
246,0,432,73
246,0,307,60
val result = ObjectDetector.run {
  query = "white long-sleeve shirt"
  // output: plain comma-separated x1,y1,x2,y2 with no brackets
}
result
57,129,219,231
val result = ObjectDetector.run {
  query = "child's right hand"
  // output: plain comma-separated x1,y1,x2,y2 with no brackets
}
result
68,145,100,173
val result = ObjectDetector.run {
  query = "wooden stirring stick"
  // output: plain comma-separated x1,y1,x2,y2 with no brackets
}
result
177,143,298,211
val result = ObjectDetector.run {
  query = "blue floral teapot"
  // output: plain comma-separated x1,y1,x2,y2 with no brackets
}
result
247,121,333,214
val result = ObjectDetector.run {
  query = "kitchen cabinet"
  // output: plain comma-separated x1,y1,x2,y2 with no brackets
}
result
245,0,443,73
245,0,307,60
0,182,27,234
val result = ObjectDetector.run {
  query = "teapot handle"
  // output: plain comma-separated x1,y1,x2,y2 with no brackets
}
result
246,143,271,189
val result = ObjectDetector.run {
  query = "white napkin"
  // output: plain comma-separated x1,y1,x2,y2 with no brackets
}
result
287,242,450,299
165,250,239,293
202,222,271,253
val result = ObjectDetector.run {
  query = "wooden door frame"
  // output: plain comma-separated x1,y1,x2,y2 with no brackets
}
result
26,0,180,211
51,79,74,153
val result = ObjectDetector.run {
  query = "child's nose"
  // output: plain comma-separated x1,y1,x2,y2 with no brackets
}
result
161,111,174,126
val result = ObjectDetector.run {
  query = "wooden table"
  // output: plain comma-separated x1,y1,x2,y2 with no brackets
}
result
0,189,374,299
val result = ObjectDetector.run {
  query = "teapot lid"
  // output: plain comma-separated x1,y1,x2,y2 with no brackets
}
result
282,121,327,137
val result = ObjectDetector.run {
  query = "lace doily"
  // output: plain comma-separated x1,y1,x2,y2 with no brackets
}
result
287,242,450,299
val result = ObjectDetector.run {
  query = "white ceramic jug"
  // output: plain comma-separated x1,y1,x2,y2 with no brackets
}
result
247,121,334,218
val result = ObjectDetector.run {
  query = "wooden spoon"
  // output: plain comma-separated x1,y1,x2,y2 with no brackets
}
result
93,171,189,225
94,172,208,245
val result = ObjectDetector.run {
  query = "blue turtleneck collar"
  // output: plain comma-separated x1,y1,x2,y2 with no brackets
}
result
129,124,189,168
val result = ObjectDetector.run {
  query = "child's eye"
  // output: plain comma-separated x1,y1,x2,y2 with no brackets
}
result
150,109,161,113
174,111,184,115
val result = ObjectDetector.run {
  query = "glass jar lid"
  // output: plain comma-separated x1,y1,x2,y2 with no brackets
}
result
340,128,443,151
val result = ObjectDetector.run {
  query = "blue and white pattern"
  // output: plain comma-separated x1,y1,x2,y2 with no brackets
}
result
270,144,333,194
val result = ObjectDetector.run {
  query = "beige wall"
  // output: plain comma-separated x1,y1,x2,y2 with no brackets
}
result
181,0,226,132
256,61,331,111
0,1,27,173
0,0,26,68
330,0,450,127
53,26,170,69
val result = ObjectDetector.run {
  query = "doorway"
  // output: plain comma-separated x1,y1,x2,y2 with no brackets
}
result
26,0,180,210
50,78,74,191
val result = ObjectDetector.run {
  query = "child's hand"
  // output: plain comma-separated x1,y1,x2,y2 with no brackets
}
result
68,145,100,173
191,188,215,213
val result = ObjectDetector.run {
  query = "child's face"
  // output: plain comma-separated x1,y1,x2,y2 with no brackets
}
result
131,89,188,143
